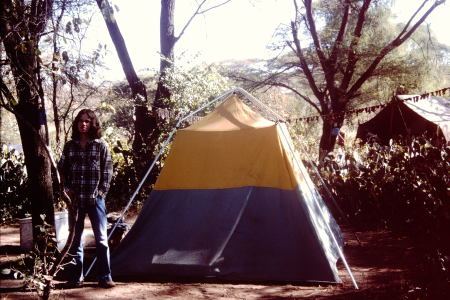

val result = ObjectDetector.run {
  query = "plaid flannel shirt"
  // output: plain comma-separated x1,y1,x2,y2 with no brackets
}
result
58,138,113,207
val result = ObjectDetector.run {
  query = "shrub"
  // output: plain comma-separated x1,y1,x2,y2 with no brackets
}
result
320,138,449,232
318,137,450,296
0,145,30,223
101,62,230,212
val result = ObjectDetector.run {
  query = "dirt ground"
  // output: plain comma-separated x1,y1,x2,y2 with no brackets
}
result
0,219,429,300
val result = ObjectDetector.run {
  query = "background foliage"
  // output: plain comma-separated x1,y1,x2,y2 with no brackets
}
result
100,61,230,212
317,137,450,297
0,145,30,222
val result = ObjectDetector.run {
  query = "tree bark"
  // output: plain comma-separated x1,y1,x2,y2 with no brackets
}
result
0,0,55,237
95,0,154,158
154,0,176,107
50,1,67,144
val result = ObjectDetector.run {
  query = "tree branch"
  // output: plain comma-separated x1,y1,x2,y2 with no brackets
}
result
289,19,325,107
176,0,232,42
347,0,444,98
272,82,322,114
340,0,371,93
198,0,232,14
329,0,350,68
231,72,322,115
302,0,333,86
398,0,428,38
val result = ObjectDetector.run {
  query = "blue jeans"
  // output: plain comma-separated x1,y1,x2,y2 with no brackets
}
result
69,197,112,283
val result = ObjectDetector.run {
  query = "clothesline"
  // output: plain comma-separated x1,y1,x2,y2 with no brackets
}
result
154,87,450,125
287,87,450,123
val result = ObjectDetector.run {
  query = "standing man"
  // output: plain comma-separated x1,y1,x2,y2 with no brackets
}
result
58,109,115,288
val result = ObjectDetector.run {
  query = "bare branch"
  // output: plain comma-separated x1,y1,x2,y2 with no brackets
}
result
303,0,331,82
289,19,325,107
198,0,232,14
340,0,371,92
393,0,443,45
329,1,350,68
347,0,445,98
397,0,428,38
271,82,321,113
231,72,322,114
176,0,232,42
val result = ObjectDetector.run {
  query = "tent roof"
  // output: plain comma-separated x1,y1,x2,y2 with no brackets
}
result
357,94,450,143
183,94,274,131
398,95,450,141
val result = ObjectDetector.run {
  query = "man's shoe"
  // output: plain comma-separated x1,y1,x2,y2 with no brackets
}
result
66,281,83,288
98,280,116,288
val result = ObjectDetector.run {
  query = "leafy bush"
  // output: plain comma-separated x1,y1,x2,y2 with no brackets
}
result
108,139,142,212
320,138,449,231
101,62,230,211
318,137,450,296
0,145,30,223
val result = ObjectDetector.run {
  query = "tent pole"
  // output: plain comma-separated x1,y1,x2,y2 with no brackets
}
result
234,90,358,289
84,88,238,278
232,89,358,288
237,87,362,245
294,138,363,247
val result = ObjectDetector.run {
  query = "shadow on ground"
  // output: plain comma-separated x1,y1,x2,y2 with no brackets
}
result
0,223,443,299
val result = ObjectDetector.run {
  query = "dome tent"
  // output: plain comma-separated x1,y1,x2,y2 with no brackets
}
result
108,88,357,286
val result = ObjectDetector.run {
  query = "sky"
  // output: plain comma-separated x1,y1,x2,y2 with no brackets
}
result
89,0,450,81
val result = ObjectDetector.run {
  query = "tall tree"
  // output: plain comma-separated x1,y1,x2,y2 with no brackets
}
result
96,0,231,177
95,0,154,164
253,0,445,159
154,0,232,107
0,0,55,235
293,0,444,158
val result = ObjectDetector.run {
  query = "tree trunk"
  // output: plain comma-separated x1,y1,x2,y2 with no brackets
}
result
51,76,61,143
154,0,176,107
17,110,55,238
0,0,55,237
3,67,54,237
95,0,154,159
318,96,346,160
319,121,335,161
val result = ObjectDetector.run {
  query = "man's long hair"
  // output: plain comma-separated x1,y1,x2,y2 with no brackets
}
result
71,109,102,140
